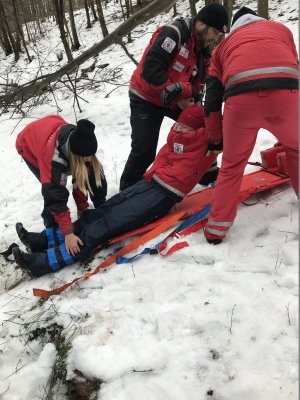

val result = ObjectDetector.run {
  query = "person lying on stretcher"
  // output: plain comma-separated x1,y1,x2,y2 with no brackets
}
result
12,104,219,277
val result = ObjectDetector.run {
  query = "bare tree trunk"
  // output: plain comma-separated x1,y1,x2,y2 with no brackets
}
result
28,0,44,36
95,0,108,37
84,0,92,28
52,0,73,62
11,0,32,62
68,0,81,50
189,0,197,16
0,29,13,56
223,0,233,30
173,3,177,16
124,0,132,42
257,0,268,19
89,0,98,21
64,16,74,48
0,0,19,61
1,0,177,107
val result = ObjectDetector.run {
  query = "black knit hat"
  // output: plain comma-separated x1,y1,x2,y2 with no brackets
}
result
232,6,257,26
69,119,98,157
197,2,229,33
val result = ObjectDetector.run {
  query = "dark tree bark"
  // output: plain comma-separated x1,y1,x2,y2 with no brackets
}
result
84,0,92,28
52,0,73,62
89,0,98,22
1,0,177,107
189,0,197,16
257,0,268,19
124,0,132,41
68,0,81,50
95,0,108,37
0,23,13,56
11,0,32,62
223,0,233,30
0,0,19,61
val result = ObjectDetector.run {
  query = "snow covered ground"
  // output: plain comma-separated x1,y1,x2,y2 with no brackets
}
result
0,1,298,399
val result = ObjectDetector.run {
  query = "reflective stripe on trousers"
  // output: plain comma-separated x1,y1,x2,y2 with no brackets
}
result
205,218,233,239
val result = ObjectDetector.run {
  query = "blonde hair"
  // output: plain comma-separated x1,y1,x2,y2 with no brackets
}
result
69,153,103,195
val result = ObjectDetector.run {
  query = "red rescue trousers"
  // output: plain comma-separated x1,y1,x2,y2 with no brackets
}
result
205,88,299,241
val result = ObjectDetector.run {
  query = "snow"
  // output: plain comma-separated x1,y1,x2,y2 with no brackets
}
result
0,1,298,399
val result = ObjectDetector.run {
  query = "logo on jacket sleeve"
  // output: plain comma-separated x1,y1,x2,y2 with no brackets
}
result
161,37,176,53
179,46,189,58
174,143,184,154
172,61,185,73
60,173,68,186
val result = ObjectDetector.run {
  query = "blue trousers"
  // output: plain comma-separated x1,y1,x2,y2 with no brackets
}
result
25,180,176,272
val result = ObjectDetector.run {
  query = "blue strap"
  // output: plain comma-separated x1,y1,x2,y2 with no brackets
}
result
47,243,73,272
59,243,74,265
46,228,55,248
115,242,163,264
56,228,64,244
115,204,211,265
173,204,211,233
47,247,60,271
46,227,65,248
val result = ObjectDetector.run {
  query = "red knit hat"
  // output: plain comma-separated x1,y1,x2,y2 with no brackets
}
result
177,105,205,130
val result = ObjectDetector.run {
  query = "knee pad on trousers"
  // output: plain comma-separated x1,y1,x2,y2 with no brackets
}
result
47,243,74,272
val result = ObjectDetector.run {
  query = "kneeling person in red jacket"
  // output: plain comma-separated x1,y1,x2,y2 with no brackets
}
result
13,105,217,276
16,116,107,256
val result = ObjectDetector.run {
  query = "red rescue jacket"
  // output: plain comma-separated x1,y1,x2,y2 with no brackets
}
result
16,115,90,235
204,18,299,143
130,17,210,108
144,123,216,199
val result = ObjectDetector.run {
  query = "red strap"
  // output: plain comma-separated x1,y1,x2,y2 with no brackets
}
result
158,217,208,256
33,209,187,298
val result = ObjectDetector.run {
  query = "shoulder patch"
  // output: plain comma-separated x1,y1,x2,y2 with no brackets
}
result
173,143,184,155
60,173,68,187
161,37,176,53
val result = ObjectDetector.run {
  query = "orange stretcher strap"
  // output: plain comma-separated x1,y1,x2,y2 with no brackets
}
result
33,209,186,298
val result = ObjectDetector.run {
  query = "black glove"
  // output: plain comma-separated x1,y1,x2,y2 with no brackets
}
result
160,82,184,105
206,141,223,157
191,86,203,104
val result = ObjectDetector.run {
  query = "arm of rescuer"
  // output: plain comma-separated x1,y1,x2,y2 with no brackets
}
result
203,49,224,154
72,178,89,217
141,23,196,105
40,157,82,256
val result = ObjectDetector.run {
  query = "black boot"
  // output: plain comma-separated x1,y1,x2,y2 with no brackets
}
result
12,247,52,277
199,162,219,186
206,238,223,245
16,223,47,252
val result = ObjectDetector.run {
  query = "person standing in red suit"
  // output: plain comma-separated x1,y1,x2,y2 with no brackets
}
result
120,2,228,191
16,116,107,255
203,7,299,244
